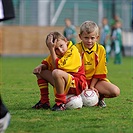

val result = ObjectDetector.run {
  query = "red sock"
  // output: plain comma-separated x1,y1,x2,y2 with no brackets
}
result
55,93,66,105
37,79,49,105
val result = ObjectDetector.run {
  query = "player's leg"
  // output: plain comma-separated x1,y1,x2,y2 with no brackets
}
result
95,80,120,98
52,69,69,94
51,69,70,111
95,80,120,107
39,69,55,86
32,70,54,109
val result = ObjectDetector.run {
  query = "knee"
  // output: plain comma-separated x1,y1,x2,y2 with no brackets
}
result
112,86,120,97
52,69,61,78
34,73,41,79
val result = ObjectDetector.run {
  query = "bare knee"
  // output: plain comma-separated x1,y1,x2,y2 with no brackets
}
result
34,73,41,79
112,86,120,97
52,69,61,78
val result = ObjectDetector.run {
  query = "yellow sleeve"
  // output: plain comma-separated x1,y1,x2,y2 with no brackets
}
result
94,46,107,79
41,55,54,71
75,42,83,55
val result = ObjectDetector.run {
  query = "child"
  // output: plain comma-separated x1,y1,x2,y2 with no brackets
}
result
100,17,111,62
32,31,87,111
76,21,120,107
111,21,123,64
63,18,77,44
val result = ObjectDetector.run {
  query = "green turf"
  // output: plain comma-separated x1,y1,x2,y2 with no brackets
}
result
0,56,132,133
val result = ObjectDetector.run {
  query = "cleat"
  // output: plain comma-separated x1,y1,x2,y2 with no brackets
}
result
32,101,50,109
51,104,66,111
98,100,106,108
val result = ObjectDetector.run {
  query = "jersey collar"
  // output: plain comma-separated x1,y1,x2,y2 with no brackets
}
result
81,42,98,54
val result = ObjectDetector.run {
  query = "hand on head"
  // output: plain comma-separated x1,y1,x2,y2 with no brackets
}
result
46,33,57,49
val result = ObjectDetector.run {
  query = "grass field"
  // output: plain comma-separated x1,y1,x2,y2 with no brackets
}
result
0,56,132,133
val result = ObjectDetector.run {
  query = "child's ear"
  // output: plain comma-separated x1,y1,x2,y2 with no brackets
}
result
79,34,81,39
96,36,99,40
65,38,68,42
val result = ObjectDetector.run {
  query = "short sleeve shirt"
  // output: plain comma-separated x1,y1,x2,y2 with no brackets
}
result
76,42,108,81
41,41,83,74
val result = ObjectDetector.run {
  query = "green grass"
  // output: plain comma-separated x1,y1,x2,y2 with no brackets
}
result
0,56,132,133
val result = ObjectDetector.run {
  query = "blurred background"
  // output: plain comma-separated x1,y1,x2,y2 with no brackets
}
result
0,0,132,56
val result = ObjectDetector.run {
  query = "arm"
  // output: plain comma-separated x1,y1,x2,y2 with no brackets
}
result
105,34,110,45
104,26,111,45
33,64,47,74
111,30,117,41
89,77,99,94
90,78,98,89
93,46,107,79
46,34,57,69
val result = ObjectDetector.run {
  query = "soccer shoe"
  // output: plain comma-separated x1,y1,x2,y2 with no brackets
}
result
32,101,50,109
51,104,66,111
98,100,106,108
0,112,11,133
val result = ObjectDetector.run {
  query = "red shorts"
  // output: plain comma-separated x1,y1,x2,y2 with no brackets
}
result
65,74,87,95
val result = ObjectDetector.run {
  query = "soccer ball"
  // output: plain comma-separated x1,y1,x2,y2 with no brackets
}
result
65,94,83,109
80,89,99,107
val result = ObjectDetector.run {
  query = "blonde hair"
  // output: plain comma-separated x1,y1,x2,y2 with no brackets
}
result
80,21,99,36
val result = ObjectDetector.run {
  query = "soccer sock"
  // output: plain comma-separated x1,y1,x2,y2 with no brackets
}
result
55,93,66,105
37,79,49,105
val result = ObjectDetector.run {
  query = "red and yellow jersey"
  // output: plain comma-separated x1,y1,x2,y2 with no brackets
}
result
76,42,108,82
41,41,85,76
41,41,87,95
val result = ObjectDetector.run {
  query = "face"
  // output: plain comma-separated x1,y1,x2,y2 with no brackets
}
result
102,18,108,25
55,39,68,57
115,22,121,28
79,31,99,49
65,19,71,27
